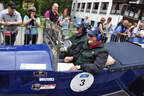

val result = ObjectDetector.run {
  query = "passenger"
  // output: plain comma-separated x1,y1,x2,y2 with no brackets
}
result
68,23,87,44
64,28,108,74
0,2,22,45
59,23,88,59
111,20,129,42
44,3,59,24
59,8,70,39
23,7,40,45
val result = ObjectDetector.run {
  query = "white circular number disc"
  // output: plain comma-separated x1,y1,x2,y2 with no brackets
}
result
70,72,94,92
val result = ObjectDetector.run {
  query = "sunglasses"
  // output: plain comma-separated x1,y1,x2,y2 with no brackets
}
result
88,34,96,37
101,19,106,21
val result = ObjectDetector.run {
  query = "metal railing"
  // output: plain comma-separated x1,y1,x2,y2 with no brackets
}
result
0,19,63,71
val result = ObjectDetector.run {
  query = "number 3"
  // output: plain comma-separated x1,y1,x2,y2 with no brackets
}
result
80,79,85,86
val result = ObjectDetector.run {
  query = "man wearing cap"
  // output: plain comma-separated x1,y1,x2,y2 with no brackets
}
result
0,1,22,45
68,23,87,44
64,28,108,74
59,23,87,59
23,7,40,44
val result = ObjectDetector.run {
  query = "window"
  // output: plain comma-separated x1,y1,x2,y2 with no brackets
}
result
141,12,144,21
134,10,140,19
142,0,144,4
124,10,129,16
72,3,75,11
111,4,122,14
100,2,109,14
86,2,92,13
91,21,94,27
76,3,80,12
80,3,85,12
92,2,99,13
123,6,140,19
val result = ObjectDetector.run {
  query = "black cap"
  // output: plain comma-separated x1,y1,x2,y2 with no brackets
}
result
8,2,16,9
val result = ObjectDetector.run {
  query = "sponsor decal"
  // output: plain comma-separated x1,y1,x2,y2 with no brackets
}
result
39,78,55,81
20,63,46,70
70,72,94,92
40,84,56,89
80,74,89,78
32,84,56,90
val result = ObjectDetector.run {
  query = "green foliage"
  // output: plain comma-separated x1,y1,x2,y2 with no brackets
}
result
0,0,73,17
37,0,73,17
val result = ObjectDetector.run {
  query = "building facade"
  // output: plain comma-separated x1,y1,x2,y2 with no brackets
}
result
71,0,144,26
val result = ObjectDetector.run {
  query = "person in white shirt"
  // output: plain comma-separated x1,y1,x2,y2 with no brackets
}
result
136,30,144,38
133,23,143,37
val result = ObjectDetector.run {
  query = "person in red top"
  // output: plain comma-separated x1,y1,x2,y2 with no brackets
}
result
129,22,137,36
44,3,59,24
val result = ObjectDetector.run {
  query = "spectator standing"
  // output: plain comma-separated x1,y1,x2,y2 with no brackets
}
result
44,3,59,24
129,22,137,36
104,17,112,42
111,20,129,42
83,16,91,29
23,7,40,45
0,2,22,45
97,17,107,43
59,8,70,39
97,17,106,33
133,23,144,38
104,17,112,33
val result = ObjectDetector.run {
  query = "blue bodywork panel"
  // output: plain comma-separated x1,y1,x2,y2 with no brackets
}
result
0,43,144,95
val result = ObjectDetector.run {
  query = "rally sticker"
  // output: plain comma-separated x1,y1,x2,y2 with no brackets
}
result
70,72,94,92
20,63,46,70
39,78,55,82
40,84,56,89
32,84,56,90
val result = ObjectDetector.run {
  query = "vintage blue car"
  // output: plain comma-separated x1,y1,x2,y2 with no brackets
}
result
0,20,144,96
0,42,144,96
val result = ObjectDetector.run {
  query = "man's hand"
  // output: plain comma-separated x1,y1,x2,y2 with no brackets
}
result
4,22,13,26
31,13,36,21
55,11,59,16
123,33,128,36
64,56,73,63
139,34,144,38
69,66,79,71
64,17,70,21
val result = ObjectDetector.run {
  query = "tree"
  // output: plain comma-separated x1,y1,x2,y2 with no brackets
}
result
0,0,73,17
37,0,73,17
